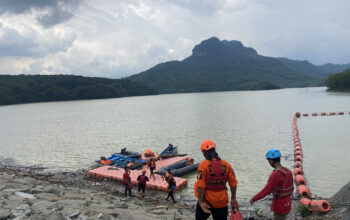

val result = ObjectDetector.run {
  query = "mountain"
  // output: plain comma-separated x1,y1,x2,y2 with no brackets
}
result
0,75,157,106
128,37,350,93
326,68,350,91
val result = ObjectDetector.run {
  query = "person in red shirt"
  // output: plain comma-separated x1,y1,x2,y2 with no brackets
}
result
250,149,294,220
195,139,239,220
122,167,132,197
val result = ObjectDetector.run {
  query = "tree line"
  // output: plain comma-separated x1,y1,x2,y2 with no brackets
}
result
0,75,158,106
326,69,350,91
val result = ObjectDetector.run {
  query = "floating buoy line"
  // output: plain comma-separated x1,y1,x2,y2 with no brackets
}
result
291,111,349,213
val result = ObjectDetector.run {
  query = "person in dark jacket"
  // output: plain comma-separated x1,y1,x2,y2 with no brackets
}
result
148,158,156,179
137,170,149,197
165,170,176,203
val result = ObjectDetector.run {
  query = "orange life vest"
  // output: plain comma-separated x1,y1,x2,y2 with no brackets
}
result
100,159,112,165
205,160,228,191
272,167,294,199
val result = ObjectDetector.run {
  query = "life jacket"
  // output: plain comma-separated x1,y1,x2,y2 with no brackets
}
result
122,173,131,184
100,159,112,165
272,167,294,199
139,175,146,184
205,160,228,191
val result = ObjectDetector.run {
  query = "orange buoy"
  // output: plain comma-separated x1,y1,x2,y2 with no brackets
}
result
295,175,306,185
330,112,335,115
294,161,302,168
303,113,308,117
338,112,344,115
295,155,303,162
295,112,301,117
295,150,302,156
294,146,301,153
309,200,331,213
298,185,310,197
321,112,327,116
300,198,312,206
312,113,318,116
294,167,304,176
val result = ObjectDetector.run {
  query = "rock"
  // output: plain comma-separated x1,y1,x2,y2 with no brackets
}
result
35,193,61,202
49,212,64,220
77,214,87,220
0,209,11,220
0,185,6,190
32,201,55,212
11,204,31,218
114,202,128,209
49,204,64,212
15,192,36,200
31,186,45,194
69,211,80,219
97,213,104,219
47,188,61,195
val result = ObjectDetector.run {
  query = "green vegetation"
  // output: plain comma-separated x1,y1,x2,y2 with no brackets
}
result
129,37,349,94
298,204,310,217
0,75,158,106
326,69,350,91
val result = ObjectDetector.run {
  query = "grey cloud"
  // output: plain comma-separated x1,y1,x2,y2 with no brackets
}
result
0,0,81,27
168,0,225,15
0,25,75,57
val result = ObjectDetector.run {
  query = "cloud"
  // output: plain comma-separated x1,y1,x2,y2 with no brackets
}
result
0,0,81,27
0,0,349,77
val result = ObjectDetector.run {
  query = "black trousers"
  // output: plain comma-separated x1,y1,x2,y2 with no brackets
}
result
138,183,146,193
166,189,176,203
195,202,228,220
124,184,131,197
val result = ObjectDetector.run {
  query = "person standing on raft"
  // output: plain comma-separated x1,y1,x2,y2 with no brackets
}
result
137,170,149,197
250,149,294,220
194,139,239,220
122,167,132,197
165,170,176,203
148,158,156,179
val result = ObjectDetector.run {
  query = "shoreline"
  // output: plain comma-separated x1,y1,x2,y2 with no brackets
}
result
0,162,346,219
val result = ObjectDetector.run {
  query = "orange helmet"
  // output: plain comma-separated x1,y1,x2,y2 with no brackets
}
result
145,149,152,155
201,139,216,152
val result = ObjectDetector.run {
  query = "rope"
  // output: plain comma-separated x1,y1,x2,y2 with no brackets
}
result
330,203,350,208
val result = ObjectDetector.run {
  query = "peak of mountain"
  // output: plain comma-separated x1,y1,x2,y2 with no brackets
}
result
190,37,257,59
128,37,350,94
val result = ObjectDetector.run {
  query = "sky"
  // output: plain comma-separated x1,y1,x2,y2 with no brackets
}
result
0,0,350,78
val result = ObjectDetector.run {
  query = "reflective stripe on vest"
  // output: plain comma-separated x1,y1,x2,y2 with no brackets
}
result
205,160,228,191
272,167,294,198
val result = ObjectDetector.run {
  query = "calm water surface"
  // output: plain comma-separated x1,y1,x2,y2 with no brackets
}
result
0,87,349,199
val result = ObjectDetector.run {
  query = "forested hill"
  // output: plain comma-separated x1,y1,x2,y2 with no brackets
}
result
0,75,158,106
326,69,350,91
128,37,350,93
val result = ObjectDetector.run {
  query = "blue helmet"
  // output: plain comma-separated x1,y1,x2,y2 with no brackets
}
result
266,149,281,160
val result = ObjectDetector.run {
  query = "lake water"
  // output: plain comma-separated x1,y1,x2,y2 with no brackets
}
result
0,87,349,199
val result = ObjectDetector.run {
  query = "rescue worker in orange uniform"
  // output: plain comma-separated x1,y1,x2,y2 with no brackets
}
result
250,149,294,220
194,139,239,220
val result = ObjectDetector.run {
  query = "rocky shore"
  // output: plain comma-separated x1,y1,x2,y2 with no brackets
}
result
0,160,348,219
